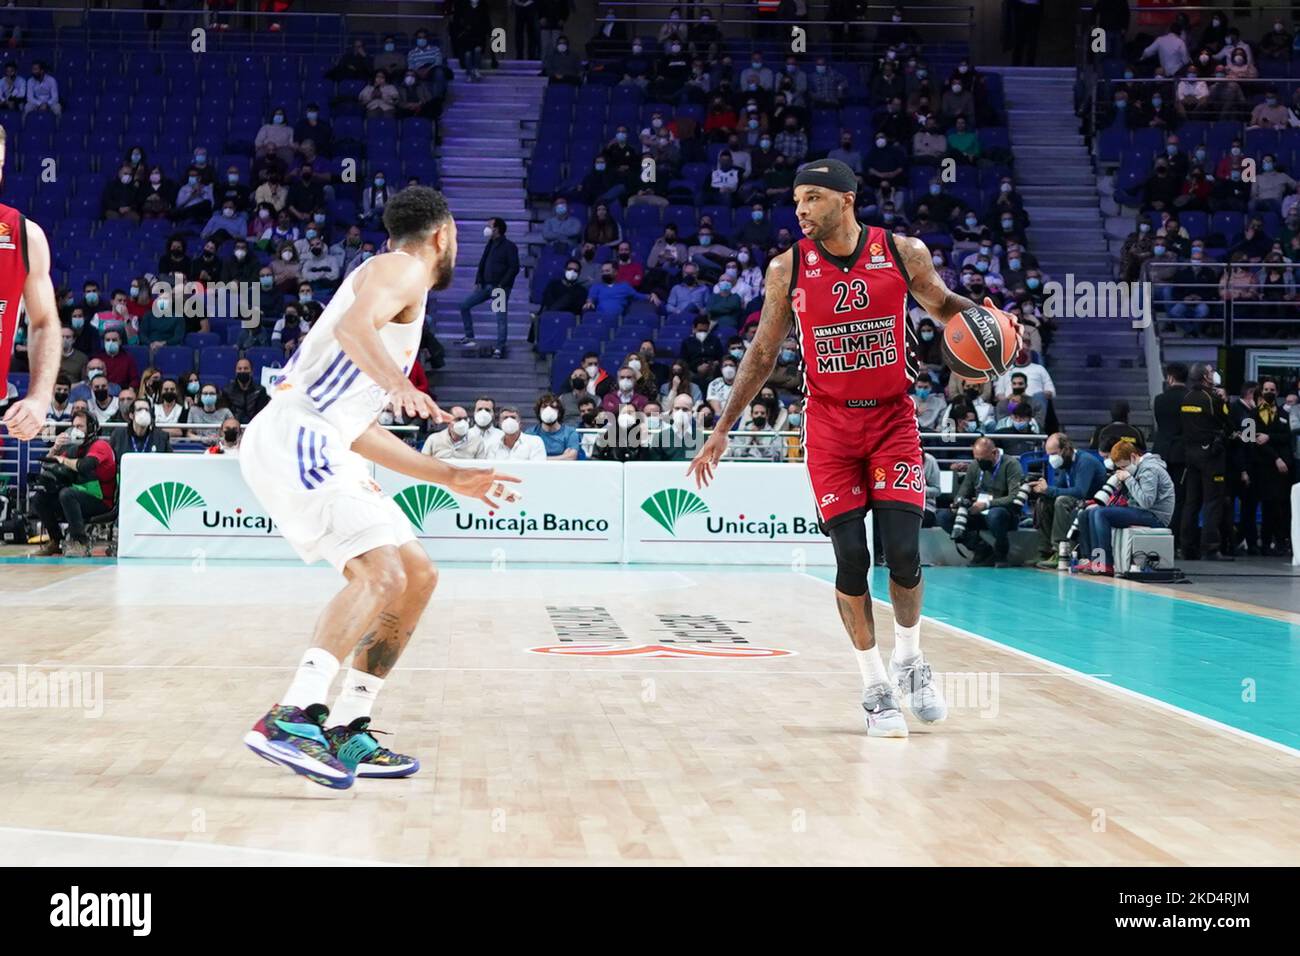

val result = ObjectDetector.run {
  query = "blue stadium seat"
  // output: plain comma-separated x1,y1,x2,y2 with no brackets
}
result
662,204,697,231
1179,211,1208,240
153,346,195,379
198,346,238,380
528,161,562,198
1211,211,1244,241
246,347,285,379
537,311,577,354
126,347,151,374
186,333,221,350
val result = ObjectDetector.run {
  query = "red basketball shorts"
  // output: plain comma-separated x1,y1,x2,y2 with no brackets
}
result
802,393,925,526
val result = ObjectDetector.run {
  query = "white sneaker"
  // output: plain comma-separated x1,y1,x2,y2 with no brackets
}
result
891,655,948,724
861,683,909,737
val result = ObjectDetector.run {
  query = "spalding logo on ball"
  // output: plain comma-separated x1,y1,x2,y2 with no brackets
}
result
941,304,1018,383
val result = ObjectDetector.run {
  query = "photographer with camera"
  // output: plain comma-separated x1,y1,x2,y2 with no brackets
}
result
1030,432,1107,569
937,437,1025,567
30,409,116,557
1074,440,1175,576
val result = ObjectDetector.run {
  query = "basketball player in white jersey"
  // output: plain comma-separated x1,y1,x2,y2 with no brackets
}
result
241,187,519,789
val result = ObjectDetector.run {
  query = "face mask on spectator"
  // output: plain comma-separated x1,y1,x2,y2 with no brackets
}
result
235,371,252,386
501,417,520,436
721,365,737,382
474,409,493,428
965,216,977,228
451,418,470,437
540,406,559,425
105,340,121,356
920,329,934,342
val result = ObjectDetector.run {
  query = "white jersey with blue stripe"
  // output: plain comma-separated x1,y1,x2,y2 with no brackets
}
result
270,250,424,446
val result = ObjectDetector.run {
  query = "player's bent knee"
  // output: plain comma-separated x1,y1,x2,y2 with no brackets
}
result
828,517,871,597
888,548,922,590
878,508,922,589
357,549,408,602
402,553,439,597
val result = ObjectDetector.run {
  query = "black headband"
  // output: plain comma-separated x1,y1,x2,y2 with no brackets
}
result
793,158,858,194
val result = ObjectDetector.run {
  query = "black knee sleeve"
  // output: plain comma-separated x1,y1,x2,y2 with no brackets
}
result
829,516,871,596
877,507,923,590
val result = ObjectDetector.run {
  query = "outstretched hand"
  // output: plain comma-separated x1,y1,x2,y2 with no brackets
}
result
686,428,729,489
450,468,522,508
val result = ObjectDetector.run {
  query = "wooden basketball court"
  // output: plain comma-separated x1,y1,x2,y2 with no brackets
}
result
2,558,1298,866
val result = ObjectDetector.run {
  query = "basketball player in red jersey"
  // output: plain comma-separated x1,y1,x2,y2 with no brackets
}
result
0,125,62,441
688,159,1019,737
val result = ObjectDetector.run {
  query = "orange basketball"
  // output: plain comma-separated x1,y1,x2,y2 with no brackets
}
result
940,304,1018,383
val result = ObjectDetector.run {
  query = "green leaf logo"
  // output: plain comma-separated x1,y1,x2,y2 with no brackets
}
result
640,488,709,536
136,481,207,530
393,484,459,531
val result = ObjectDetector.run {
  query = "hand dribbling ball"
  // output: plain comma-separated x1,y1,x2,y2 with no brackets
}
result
940,303,1019,383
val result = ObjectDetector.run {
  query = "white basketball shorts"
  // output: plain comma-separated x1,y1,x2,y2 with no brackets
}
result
239,401,415,573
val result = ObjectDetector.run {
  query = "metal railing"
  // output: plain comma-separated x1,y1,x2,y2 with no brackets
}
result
1091,75,1300,148
570,424,1049,464
0,417,423,504
1139,258,1300,345
590,1,974,57
0,3,451,58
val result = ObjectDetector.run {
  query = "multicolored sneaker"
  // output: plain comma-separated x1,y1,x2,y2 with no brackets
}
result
325,717,420,779
244,703,354,789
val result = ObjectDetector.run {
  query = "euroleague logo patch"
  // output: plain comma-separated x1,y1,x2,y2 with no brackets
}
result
869,241,886,264
527,643,794,659
873,466,887,490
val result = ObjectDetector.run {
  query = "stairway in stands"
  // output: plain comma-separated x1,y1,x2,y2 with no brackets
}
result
990,66,1153,437
429,60,550,420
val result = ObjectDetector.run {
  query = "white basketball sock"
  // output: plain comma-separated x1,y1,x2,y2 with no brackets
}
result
329,669,385,728
893,622,921,663
854,646,890,689
281,648,341,710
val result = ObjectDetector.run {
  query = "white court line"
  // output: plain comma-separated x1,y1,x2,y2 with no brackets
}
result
801,574,1300,760
0,662,1110,677
0,824,405,867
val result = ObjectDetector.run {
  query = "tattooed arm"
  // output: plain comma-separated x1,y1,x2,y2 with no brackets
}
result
686,248,795,487
893,234,1022,355
893,235,978,321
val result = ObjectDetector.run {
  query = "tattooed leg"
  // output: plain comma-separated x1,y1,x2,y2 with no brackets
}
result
835,589,877,652
349,542,440,679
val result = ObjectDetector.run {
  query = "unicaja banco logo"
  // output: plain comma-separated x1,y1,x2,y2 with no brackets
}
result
640,488,709,536
136,481,207,530
393,484,459,531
